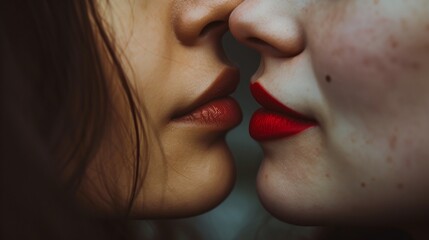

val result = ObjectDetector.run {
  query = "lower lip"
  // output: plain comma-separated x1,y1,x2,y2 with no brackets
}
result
249,109,316,141
173,97,242,129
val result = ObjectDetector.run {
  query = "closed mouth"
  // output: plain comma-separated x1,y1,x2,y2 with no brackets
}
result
172,67,242,129
249,82,317,141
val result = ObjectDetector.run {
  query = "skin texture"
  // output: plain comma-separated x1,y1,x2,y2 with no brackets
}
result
80,0,243,218
230,0,429,233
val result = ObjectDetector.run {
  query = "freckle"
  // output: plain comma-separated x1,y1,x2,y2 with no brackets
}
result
389,135,397,150
325,75,332,83
303,6,309,13
361,182,366,188
363,28,375,35
386,156,393,163
373,0,379,4
362,57,372,66
332,48,345,56
396,183,404,189
410,62,421,70
325,173,331,179
265,174,268,180
389,35,398,48
405,159,413,168
390,56,398,63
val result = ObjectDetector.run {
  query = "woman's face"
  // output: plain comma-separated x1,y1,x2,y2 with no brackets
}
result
82,0,242,217
230,0,429,225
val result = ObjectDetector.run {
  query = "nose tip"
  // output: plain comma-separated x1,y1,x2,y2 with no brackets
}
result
229,1,305,58
173,0,243,45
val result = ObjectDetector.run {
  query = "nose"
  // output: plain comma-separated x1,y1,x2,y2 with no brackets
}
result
229,0,305,58
173,0,243,45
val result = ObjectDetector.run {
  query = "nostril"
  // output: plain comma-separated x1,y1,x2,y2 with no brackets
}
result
247,37,270,47
246,35,305,58
246,37,280,56
200,21,225,37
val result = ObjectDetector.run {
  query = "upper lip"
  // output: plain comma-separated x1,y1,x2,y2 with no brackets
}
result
172,67,240,119
250,82,316,121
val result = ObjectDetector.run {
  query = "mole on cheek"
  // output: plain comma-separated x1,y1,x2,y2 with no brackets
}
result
360,182,366,188
325,75,332,83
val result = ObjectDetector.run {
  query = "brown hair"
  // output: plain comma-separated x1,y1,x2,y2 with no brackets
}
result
1,0,148,238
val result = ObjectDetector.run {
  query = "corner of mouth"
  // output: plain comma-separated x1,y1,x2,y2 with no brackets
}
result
250,82,316,122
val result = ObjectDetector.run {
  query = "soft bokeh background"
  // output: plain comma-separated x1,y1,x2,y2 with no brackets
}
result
137,33,316,240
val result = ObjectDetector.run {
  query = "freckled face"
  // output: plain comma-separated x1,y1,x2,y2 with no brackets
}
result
81,0,242,218
230,0,429,225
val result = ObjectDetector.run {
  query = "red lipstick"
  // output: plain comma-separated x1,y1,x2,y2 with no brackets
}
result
249,83,317,141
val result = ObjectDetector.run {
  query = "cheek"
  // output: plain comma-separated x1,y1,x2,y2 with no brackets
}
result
310,9,429,125
313,26,400,109
309,8,429,183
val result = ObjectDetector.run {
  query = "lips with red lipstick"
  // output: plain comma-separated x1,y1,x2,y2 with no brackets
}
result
172,68,242,130
249,83,317,141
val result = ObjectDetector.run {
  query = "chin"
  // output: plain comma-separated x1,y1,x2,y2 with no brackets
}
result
131,140,236,219
256,160,404,227
170,152,236,218
254,128,333,225
256,156,330,226
175,141,236,217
